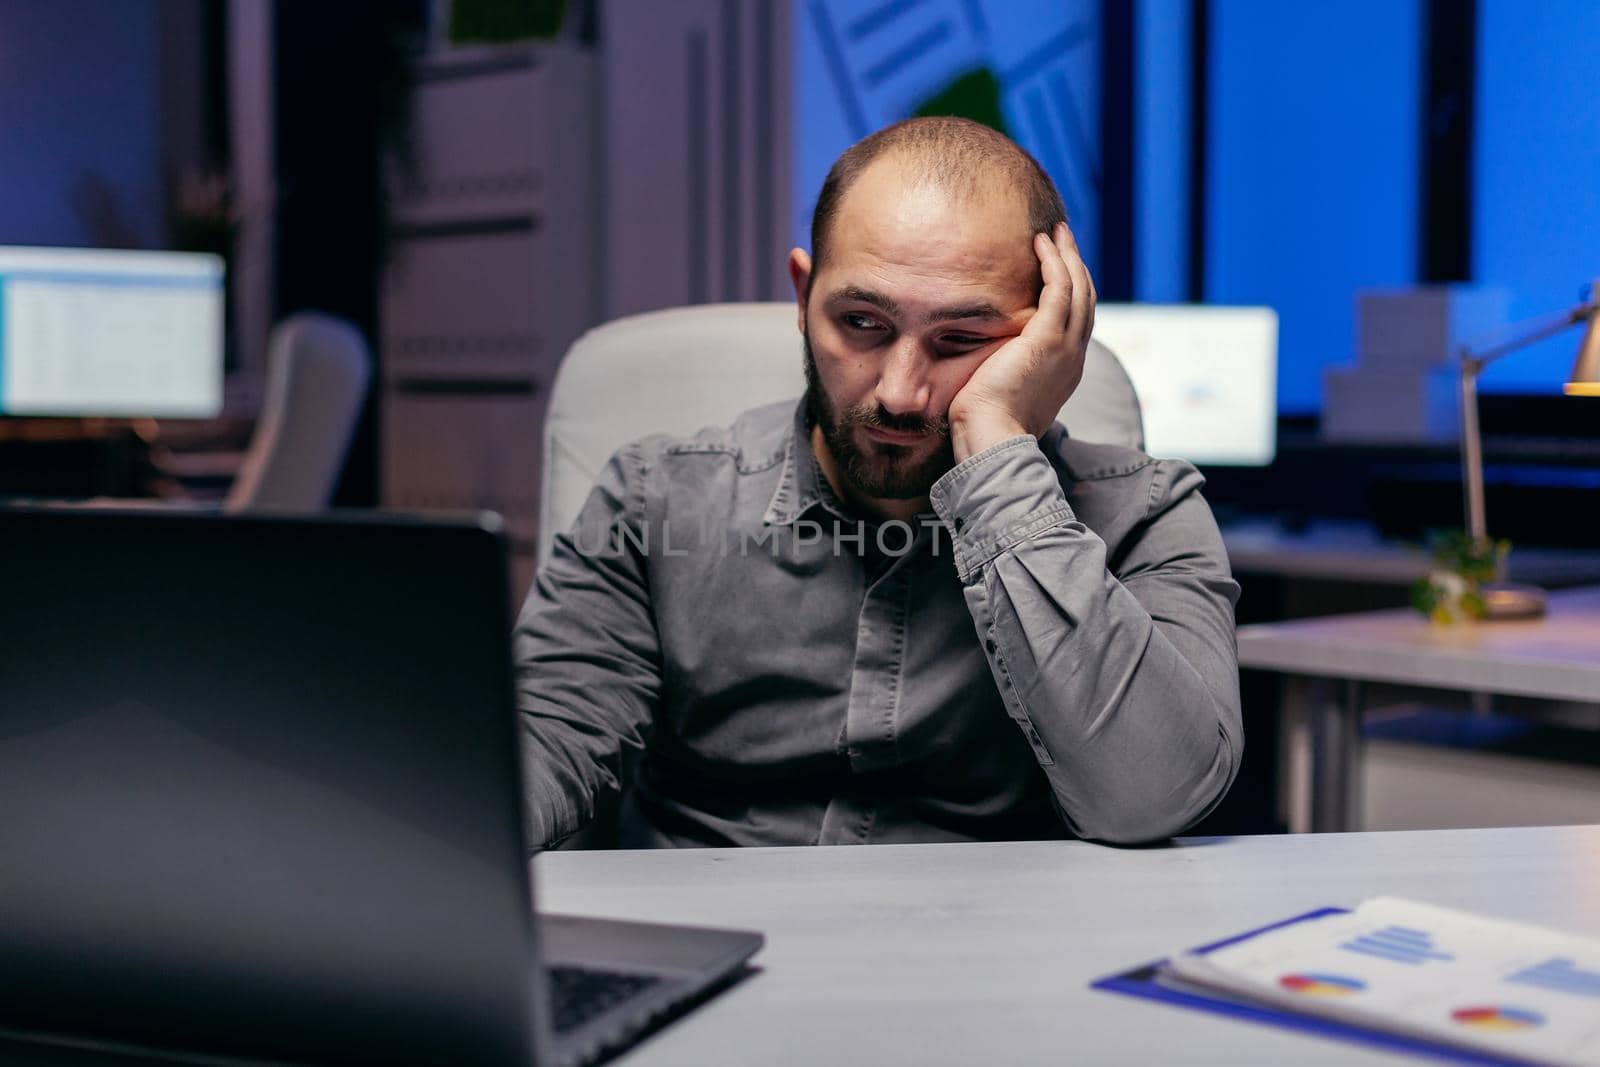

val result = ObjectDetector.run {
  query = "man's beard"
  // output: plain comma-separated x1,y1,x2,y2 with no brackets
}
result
802,330,955,501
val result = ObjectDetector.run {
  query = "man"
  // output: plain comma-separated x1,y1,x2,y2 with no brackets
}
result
515,117,1241,849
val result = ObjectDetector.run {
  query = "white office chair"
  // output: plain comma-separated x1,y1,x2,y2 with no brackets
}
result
90,313,370,514
221,312,371,512
536,302,1144,848
539,302,1143,561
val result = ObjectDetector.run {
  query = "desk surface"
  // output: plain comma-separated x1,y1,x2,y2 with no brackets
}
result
1235,585,1600,701
536,826,1600,1066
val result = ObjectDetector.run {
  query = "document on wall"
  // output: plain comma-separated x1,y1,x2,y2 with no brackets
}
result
1163,897,1600,1067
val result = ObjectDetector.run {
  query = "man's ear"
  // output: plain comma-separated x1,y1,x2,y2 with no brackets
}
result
787,248,813,333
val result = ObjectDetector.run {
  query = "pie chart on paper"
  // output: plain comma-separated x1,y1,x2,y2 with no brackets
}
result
1278,973,1366,997
1451,1006,1545,1031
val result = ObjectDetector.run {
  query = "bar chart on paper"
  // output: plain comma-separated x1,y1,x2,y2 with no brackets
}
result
1339,925,1454,966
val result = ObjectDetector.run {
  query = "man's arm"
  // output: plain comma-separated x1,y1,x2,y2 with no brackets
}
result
930,441,1241,843
938,221,1239,842
513,443,660,848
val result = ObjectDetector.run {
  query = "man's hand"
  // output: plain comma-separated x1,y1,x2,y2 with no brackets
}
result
947,221,1096,462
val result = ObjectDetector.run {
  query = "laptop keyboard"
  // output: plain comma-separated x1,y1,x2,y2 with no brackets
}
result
549,964,663,1035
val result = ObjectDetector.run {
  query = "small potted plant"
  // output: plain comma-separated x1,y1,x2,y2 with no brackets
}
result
1410,531,1509,624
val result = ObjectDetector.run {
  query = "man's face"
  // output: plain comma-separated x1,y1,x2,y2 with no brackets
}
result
791,158,1040,504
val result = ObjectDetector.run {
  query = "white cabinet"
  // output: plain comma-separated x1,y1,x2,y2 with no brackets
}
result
380,44,599,602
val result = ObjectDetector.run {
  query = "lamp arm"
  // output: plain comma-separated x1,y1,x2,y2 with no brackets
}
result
1457,294,1598,551
1461,302,1596,370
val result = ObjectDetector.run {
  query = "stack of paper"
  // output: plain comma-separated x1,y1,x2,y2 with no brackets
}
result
1164,898,1600,1066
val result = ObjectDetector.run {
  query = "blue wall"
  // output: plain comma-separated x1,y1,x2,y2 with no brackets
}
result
0,0,162,248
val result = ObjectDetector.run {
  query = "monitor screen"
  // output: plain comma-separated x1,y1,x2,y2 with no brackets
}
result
0,245,224,419
1090,304,1278,466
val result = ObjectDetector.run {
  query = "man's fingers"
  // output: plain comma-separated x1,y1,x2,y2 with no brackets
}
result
1055,221,1093,300
1054,222,1096,342
1025,231,1073,342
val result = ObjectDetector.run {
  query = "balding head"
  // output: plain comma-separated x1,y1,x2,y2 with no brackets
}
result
807,116,1066,279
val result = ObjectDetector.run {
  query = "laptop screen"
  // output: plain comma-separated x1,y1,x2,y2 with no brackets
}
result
0,509,537,1066
0,245,224,419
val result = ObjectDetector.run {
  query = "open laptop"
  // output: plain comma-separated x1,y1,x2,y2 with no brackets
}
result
0,507,762,1067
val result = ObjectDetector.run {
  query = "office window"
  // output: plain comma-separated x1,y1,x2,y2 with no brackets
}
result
1472,0,1600,394
1133,0,1192,303
1204,0,1421,415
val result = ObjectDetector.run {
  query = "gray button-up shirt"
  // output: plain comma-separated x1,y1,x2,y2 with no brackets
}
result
514,400,1241,848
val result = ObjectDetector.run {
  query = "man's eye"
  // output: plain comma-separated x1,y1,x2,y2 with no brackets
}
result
842,313,882,331
942,335,988,348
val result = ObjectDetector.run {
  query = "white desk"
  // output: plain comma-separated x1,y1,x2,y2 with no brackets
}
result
536,827,1600,1066
1238,585,1600,832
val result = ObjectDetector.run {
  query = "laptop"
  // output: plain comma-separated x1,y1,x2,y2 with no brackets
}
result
0,507,762,1067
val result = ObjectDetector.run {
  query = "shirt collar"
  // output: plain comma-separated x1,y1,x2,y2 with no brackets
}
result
763,400,852,526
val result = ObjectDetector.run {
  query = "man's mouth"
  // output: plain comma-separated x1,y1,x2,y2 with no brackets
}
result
862,425,930,446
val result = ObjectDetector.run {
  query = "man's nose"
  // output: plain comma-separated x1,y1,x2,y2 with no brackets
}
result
874,339,933,417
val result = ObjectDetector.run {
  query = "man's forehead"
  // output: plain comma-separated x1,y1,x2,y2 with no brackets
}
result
817,161,1039,313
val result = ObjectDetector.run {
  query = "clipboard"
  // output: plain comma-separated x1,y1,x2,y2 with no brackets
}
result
1091,907,1538,1067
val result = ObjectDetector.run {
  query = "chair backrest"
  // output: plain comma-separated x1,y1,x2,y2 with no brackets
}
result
539,302,1143,560
226,312,371,512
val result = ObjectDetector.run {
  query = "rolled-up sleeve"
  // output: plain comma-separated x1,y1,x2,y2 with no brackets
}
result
929,435,1241,844
513,443,661,848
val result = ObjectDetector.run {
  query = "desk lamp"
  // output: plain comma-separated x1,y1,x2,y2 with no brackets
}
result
1458,280,1600,619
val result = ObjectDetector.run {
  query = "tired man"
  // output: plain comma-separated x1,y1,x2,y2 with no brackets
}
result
516,117,1241,848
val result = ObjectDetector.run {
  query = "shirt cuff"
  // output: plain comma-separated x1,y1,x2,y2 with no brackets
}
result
929,435,1074,581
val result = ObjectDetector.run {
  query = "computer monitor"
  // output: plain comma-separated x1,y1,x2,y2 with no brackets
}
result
0,245,224,419
1091,304,1278,466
